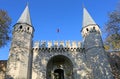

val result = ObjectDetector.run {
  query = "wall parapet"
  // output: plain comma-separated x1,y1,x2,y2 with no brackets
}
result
33,40,83,49
33,40,84,52
33,40,83,48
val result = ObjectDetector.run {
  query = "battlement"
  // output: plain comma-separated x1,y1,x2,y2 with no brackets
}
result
33,40,83,52
33,40,83,48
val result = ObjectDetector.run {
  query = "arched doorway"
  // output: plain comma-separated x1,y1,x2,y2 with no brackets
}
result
46,55,74,79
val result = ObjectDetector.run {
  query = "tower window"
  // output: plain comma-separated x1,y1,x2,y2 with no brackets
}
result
19,25,22,29
27,27,29,30
86,28,89,31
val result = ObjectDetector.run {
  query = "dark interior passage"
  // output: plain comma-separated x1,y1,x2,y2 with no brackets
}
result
54,69,64,79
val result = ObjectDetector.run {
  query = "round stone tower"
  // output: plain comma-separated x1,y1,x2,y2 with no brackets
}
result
81,7,113,79
6,4,34,79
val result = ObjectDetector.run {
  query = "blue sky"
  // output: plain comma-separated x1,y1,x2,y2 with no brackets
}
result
0,0,119,60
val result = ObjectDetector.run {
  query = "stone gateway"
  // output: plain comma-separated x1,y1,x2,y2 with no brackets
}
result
6,5,113,79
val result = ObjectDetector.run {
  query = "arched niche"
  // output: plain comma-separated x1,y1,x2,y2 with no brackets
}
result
46,55,74,79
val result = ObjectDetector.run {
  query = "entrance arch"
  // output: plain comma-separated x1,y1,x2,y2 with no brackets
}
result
46,55,74,79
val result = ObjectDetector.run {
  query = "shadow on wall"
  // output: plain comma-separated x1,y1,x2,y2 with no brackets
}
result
5,75,13,79
83,33,114,79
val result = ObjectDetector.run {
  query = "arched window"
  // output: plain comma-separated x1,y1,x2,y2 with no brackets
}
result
27,27,29,30
86,28,89,31
19,25,22,29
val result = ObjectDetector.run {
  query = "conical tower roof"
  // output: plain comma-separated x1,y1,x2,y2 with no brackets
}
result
17,4,32,25
82,7,96,27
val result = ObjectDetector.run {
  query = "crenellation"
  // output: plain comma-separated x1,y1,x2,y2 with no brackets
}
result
33,41,40,48
54,41,59,47
66,40,71,48
33,40,83,49
78,41,82,48
59,41,64,47
48,41,52,48
72,41,77,48
40,40,46,48
32,41,84,53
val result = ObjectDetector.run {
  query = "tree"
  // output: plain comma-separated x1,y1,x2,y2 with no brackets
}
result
105,3,120,50
0,9,11,48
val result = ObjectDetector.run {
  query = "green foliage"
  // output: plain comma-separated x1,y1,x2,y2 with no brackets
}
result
105,2,120,50
0,9,11,48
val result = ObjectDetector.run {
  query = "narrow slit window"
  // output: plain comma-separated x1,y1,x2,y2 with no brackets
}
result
86,28,89,31
27,27,29,30
19,25,22,29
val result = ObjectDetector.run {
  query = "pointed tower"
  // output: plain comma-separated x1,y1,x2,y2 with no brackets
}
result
6,4,34,79
82,7,113,79
17,4,32,25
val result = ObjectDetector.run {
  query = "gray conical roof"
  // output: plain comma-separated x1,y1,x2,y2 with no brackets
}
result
82,7,96,27
17,4,32,25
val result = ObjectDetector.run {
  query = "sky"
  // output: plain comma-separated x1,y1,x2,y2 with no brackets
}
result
0,0,119,60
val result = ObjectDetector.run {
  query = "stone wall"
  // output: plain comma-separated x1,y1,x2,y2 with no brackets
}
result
1,51,120,79
32,41,91,79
